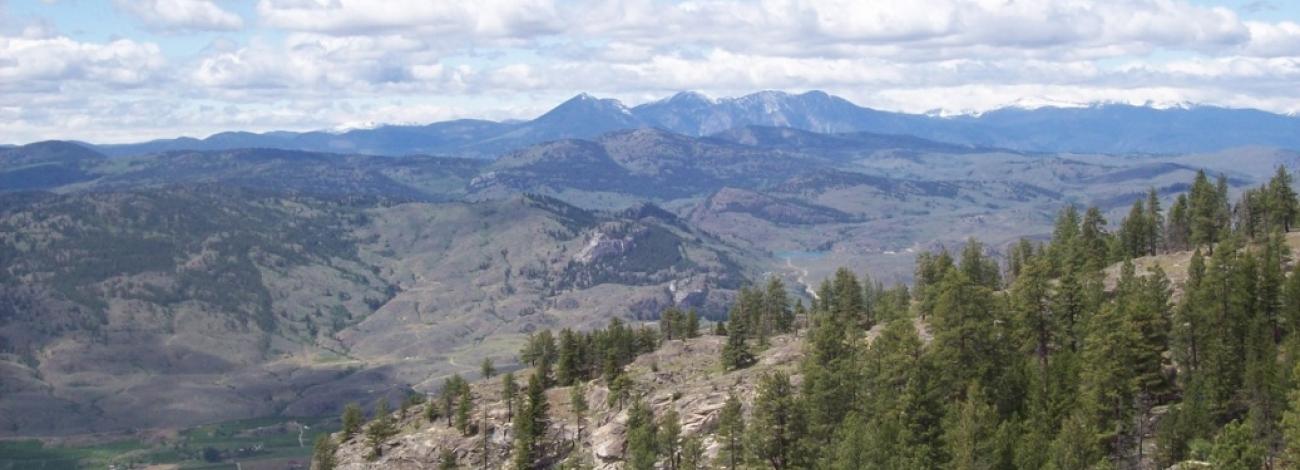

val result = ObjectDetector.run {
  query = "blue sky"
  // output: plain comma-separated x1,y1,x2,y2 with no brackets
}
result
2,0,1300,143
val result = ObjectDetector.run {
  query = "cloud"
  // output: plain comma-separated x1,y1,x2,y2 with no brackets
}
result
10,0,1300,143
256,0,563,39
116,0,245,32
0,35,166,91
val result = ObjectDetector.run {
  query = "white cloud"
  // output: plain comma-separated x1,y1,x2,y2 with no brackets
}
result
0,35,165,91
10,0,1300,143
256,0,562,39
116,0,245,32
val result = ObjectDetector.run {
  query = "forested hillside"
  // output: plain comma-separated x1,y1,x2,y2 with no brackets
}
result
321,166,1300,469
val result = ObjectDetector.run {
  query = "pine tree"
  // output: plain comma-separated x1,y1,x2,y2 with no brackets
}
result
1049,411,1102,470
625,399,658,470
930,269,1005,395
512,371,549,470
1078,296,1137,458
443,375,466,427
1189,170,1221,251
802,282,859,445
660,307,681,341
1211,419,1265,470
313,435,338,470
1050,205,1082,273
746,371,806,469
1167,194,1191,252
341,402,364,442
556,329,580,386
1281,362,1300,466
1269,166,1299,231
480,358,495,379
608,372,632,410
721,323,755,370
1145,187,1163,255
438,449,458,469
716,393,746,470
1011,256,1055,372
365,399,397,460
685,309,700,338
1120,199,1148,259
1079,207,1110,272
455,387,473,436
659,408,682,470
765,276,793,333
571,383,588,443
1129,264,1172,401
502,372,517,421
680,435,706,470
942,383,998,470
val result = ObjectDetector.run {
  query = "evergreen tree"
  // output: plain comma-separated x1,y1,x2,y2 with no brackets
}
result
1167,193,1191,251
455,386,473,436
930,268,1006,397
313,435,338,470
1211,419,1265,470
625,399,658,470
438,449,458,470
680,435,706,470
716,393,746,470
571,383,588,443
512,371,549,470
1119,199,1148,259
1011,256,1055,372
685,309,700,338
746,371,806,469
365,399,397,460
766,276,794,333
1145,187,1163,255
341,402,364,442
1189,170,1222,251
1270,166,1299,232
556,329,580,386
1078,295,1137,458
424,396,440,423
1049,411,1102,470
659,408,682,470
1281,362,1300,466
480,358,495,379
608,373,632,410
942,383,998,470
443,375,467,427
502,372,517,422
1079,207,1110,272
721,323,755,370
660,307,682,341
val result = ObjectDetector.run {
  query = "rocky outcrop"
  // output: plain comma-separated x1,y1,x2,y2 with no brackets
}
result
327,334,803,469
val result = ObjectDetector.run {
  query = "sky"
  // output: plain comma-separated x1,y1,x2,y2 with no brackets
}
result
2,0,1300,144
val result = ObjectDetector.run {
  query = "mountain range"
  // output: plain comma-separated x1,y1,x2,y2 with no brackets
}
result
67,91,1300,158
7,90,1300,447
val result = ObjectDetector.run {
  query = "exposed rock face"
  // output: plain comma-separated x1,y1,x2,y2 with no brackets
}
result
576,231,638,264
328,334,803,469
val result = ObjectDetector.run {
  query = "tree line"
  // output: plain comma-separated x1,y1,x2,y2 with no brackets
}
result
318,166,1300,469
710,166,1300,469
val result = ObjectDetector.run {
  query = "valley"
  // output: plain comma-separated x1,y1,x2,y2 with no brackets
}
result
5,90,1300,468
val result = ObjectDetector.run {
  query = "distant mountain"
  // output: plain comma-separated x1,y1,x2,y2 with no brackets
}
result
634,90,927,136
62,91,1300,158
95,119,514,158
0,141,106,191
944,104,1300,154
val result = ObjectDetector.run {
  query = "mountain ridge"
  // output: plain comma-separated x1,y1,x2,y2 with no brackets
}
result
37,91,1300,158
